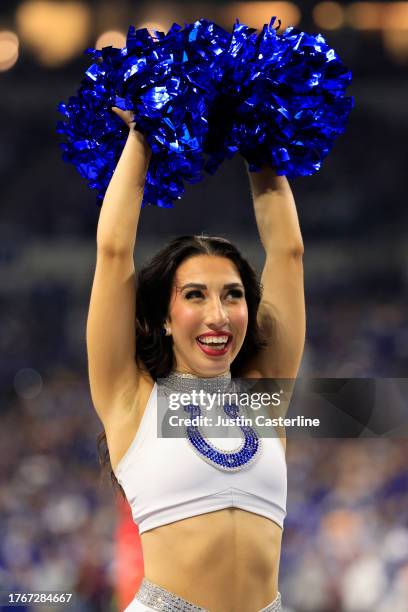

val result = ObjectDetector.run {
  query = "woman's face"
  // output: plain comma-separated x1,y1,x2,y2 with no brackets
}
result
165,255,248,377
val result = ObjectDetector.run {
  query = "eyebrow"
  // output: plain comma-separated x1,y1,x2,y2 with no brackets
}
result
178,282,244,291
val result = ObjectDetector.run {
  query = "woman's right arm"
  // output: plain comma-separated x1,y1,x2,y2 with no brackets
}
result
86,110,152,422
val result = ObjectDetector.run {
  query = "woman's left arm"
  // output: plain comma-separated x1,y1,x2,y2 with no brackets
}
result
245,164,305,379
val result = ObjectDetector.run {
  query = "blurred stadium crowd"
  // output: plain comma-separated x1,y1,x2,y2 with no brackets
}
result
1,372,407,611
1,0,408,611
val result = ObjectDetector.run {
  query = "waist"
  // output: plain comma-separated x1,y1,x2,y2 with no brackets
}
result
134,578,282,612
141,508,282,608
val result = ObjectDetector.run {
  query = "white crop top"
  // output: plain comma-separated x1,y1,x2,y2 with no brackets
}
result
114,383,287,535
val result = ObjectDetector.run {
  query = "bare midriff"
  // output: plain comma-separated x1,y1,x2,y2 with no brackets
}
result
140,508,283,612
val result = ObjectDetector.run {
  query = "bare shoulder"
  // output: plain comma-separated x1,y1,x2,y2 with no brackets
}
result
103,370,155,473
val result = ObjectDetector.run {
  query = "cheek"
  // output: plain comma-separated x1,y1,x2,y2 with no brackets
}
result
170,302,201,334
232,304,249,334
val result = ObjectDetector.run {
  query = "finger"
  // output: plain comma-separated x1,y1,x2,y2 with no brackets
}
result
111,107,133,121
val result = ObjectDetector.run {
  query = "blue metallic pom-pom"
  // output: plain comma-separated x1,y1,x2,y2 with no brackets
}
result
57,20,230,208
205,17,354,177
57,18,353,208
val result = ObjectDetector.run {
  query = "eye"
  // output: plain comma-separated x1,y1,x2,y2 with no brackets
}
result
226,289,244,299
185,290,204,299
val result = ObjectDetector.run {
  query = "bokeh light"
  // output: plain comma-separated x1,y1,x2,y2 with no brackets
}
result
95,30,126,51
383,29,408,63
16,0,91,67
224,2,301,30
133,2,174,34
136,22,171,36
313,2,345,30
383,1,408,31
13,368,43,400
0,30,19,72
346,2,384,30
382,2,408,63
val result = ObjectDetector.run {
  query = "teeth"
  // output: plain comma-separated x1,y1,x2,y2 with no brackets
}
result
198,336,229,345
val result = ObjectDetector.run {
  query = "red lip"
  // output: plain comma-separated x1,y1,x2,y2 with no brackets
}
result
196,331,232,338
195,335,232,357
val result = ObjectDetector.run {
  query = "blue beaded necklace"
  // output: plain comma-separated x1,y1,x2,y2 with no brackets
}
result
160,371,261,472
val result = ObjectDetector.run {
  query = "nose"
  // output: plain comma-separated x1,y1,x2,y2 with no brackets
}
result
204,296,229,328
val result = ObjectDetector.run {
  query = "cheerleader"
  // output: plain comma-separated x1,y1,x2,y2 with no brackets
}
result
86,106,305,611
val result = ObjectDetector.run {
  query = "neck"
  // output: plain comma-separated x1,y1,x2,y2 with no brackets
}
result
173,369,231,379
161,369,232,394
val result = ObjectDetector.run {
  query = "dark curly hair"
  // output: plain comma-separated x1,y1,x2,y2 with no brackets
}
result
97,235,267,494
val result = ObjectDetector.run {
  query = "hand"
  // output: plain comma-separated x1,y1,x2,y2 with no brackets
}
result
111,106,152,161
111,106,136,129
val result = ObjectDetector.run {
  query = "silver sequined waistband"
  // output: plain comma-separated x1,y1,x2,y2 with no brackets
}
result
135,578,282,611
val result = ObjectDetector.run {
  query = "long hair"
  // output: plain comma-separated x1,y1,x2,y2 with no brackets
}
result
97,235,267,494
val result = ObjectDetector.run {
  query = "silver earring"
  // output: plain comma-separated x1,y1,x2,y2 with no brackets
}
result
164,326,171,336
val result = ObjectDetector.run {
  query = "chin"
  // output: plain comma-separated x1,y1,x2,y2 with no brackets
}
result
175,341,239,376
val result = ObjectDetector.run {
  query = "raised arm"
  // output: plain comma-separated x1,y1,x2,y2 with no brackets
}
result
86,110,152,423
243,164,305,379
